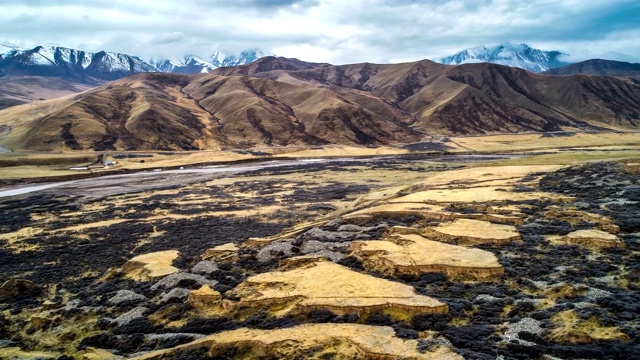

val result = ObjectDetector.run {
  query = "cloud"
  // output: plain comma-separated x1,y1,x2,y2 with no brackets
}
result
0,0,638,64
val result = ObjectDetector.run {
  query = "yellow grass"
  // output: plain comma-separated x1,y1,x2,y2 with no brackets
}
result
550,310,630,343
451,132,640,152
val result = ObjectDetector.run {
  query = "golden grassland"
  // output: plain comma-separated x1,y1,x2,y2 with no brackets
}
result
0,131,638,181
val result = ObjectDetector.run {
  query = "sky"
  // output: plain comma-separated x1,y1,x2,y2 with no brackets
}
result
1,0,639,64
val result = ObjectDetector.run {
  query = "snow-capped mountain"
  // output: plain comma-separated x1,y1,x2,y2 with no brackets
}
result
436,43,571,73
151,56,216,74
0,45,156,83
0,44,272,80
212,50,271,68
155,50,272,74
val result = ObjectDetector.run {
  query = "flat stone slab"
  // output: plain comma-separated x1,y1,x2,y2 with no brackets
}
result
123,250,180,280
202,243,238,262
423,219,521,245
132,323,463,360
351,234,503,278
563,229,625,248
232,258,448,319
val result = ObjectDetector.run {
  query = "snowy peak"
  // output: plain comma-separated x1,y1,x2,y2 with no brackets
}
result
156,49,271,74
0,44,157,83
437,43,571,72
213,49,272,68
1,44,271,80
155,55,217,74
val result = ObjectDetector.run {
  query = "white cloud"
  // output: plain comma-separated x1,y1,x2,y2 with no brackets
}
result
0,0,638,63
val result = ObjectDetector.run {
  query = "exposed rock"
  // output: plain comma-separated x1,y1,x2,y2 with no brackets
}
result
150,273,217,291
159,288,190,303
352,234,503,278
231,258,448,319
562,229,625,248
123,250,180,281
202,243,239,262
112,306,149,327
188,285,222,307
300,227,369,242
306,250,346,263
0,279,39,301
131,324,463,360
422,219,521,245
337,223,388,233
300,239,328,253
256,241,294,262
501,318,543,346
190,260,219,275
108,290,147,306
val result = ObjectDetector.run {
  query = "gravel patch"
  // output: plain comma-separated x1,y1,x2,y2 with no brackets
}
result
191,261,219,275
150,273,217,291
159,288,190,303
112,306,148,326
108,290,147,305
501,317,543,346
256,241,294,262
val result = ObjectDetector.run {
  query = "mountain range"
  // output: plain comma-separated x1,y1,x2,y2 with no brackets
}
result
0,45,270,81
0,45,270,108
150,50,272,74
436,43,570,73
1,56,638,152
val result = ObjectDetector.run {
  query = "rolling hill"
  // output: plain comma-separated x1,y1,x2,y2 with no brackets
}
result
0,57,638,152
543,59,640,80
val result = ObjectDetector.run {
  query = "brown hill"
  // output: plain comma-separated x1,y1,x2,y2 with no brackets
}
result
0,76,93,110
543,59,640,80
0,57,639,152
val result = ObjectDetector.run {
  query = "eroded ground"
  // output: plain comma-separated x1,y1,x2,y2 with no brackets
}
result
1,149,639,359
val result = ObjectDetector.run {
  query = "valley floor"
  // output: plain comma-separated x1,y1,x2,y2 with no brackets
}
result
0,133,639,359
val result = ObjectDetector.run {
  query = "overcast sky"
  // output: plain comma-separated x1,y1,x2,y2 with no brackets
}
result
1,0,639,64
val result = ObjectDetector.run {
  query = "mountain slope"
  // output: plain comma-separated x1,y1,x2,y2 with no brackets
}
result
543,59,640,80
437,43,570,73
0,76,93,110
0,57,638,152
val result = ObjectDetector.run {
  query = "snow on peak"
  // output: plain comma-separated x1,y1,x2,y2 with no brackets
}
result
436,43,570,72
156,49,272,74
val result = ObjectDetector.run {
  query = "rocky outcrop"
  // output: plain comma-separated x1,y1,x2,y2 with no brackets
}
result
190,260,219,275
562,229,625,249
107,290,147,306
131,323,463,360
422,219,521,245
202,243,238,262
150,273,217,291
231,257,448,319
188,285,222,307
351,234,503,278
122,250,180,280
